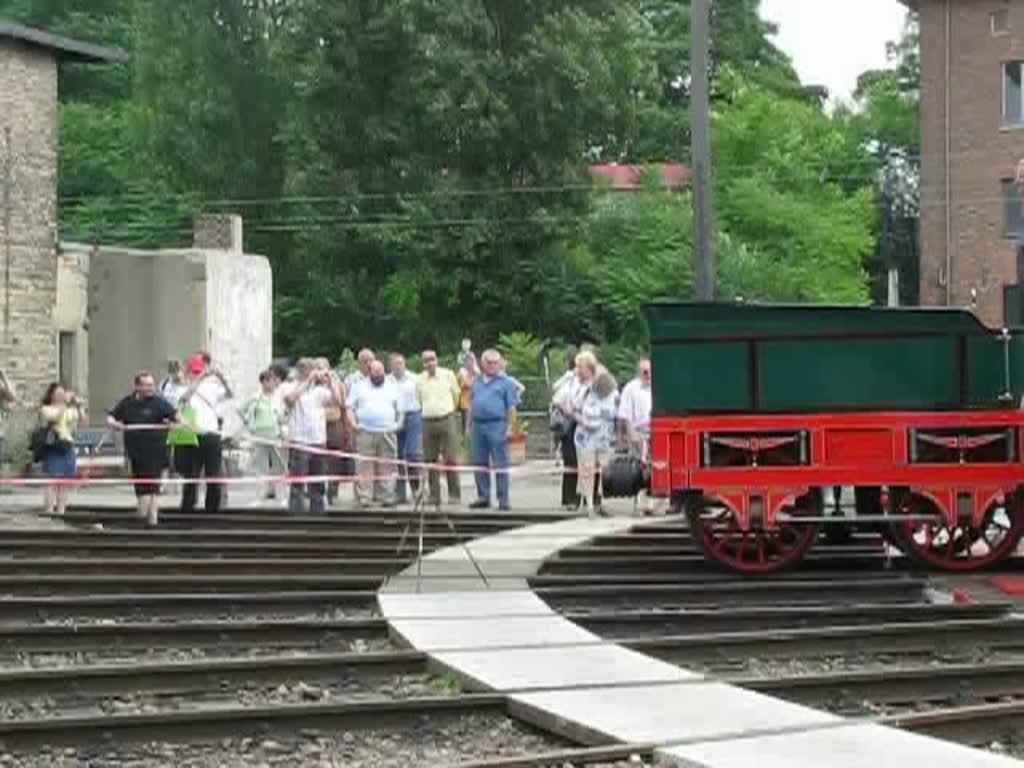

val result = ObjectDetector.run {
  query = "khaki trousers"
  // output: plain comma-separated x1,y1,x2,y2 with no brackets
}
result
422,413,461,503
354,430,397,506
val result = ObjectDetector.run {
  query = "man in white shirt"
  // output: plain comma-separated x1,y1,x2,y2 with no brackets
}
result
617,357,655,513
387,353,422,504
280,358,344,515
344,348,375,392
347,360,401,508
618,358,652,452
178,354,233,514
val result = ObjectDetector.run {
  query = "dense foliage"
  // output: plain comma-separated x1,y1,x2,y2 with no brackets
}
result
1,0,920,370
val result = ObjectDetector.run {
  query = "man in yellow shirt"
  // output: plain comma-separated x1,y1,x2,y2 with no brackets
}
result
416,349,462,505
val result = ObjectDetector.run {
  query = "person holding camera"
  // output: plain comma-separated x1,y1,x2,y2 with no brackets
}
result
38,383,82,516
176,354,233,515
280,358,344,514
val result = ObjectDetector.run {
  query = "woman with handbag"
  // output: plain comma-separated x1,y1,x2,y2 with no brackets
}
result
37,382,81,516
573,366,618,518
553,352,595,511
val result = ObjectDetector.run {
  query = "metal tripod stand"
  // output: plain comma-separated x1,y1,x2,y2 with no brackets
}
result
390,481,489,592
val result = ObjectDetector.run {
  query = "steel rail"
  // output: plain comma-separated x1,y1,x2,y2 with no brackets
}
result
50,511,538,532
0,569,927,596
452,743,656,768
0,617,388,653
528,568,924,586
0,539,416,558
0,693,508,749
0,573,388,594
0,650,426,698
65,506,568,525
625,617,1024,662
883,700,1024,744
0,590,379,622
540,553,895,575
555,540,885,558
4,603,1005,656
567,602,1010,635
0,555,905,577
0,557,415,576
0,528,473,548
535,577,927,608
734,660,1024,707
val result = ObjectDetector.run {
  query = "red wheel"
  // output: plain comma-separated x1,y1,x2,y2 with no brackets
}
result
890,493,1024,571
685,494,820,574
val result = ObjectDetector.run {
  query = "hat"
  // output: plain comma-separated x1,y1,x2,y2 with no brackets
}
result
186,354,206,375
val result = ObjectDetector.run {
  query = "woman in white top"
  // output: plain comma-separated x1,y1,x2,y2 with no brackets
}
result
573,366,618,517
557,351,599,511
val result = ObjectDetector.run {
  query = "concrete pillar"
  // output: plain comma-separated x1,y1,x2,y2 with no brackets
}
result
193,214,243,254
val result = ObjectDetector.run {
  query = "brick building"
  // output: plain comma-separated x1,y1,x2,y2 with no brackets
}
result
0,23,124,402
907,0,1024,325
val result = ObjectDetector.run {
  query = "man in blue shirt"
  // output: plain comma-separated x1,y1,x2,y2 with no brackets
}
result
469,348,520,510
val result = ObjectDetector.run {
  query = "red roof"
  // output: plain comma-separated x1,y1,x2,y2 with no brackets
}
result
589,163,690,189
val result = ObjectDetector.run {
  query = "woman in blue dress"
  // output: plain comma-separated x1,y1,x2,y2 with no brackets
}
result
38,382,81,516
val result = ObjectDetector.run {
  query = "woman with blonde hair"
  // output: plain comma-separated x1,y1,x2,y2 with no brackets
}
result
37,383,82,516
573,361,618,517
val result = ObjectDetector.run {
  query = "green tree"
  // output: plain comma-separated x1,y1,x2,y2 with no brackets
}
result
713,69,874,303
848,11,921,305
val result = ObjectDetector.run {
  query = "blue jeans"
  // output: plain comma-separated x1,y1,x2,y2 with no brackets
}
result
472,420,509,506
396,411,423,499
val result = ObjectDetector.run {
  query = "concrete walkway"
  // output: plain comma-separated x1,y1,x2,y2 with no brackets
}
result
377,516,1023,767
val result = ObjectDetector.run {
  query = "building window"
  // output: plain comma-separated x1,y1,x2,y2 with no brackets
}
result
58,332,75,389
992,9,1010,36
1003,179,1024,239
1004,62,1024,126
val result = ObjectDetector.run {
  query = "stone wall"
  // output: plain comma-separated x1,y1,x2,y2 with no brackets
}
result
0,40,59,403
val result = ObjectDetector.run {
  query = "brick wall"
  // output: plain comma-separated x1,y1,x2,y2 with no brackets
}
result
0,40,58,404
919,0,1024,325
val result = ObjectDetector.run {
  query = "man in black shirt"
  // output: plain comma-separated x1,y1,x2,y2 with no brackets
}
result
107,371,179,527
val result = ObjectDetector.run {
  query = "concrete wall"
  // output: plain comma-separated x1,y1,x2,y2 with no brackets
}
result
81,245,204,417
205,250,273,406
919,0,1024,324
0,40,59,402
68,238,272,422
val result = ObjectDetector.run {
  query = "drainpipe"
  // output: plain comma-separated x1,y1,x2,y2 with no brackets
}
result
944,0,953,305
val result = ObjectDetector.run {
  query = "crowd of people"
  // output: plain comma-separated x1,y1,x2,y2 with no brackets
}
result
29,340,652,525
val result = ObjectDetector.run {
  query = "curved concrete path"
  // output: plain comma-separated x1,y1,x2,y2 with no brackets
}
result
378,516,1023,767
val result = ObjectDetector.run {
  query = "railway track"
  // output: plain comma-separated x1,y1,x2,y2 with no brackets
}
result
738,660,1024,709
0,692,510,749
536,522,1024,759
2,506,1022,763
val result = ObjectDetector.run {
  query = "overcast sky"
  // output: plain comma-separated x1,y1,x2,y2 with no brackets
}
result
759,0,910,102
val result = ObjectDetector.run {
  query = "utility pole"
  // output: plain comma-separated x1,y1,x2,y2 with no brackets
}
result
691,0,715,300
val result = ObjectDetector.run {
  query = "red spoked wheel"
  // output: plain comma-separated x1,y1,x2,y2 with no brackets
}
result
889,492,1024,571
685,494,821,574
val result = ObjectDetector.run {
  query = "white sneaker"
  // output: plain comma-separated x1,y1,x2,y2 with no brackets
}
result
146,508,159,527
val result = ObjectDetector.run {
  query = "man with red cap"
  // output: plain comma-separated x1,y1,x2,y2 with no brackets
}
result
176,354,233,514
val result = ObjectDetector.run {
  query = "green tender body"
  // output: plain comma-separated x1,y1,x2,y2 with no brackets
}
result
645,303,1024,414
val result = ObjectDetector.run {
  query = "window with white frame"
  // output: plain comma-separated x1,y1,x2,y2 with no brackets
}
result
1004,61,1024,126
